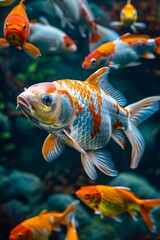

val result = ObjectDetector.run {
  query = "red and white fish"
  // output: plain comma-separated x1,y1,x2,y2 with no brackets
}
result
17,67,160,180
110,0,146,33
9,200,79,240
29,17,77,54
76,185,160,233
49,0,119,51
82,33,160,69
0,0,41,58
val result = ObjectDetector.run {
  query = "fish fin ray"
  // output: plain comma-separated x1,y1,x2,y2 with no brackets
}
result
124,122,145,169
86,67,127,106
139,199,160,233
112,216,123,222
125,61,142,67
128,210,138,221
63,129,86,153
42,134,65,162
142,52,156,59
87,149,118,177
23,42,41,58
112,130,126,149
126,96,160,126
81,153,97,180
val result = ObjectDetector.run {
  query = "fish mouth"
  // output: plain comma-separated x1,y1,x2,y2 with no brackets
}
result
17,95,40,126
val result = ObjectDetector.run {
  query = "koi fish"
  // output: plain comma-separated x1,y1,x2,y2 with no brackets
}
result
49,0,119,51
17,67,160,180
0,0,41,58
82,33,160,69
0,0,16,6
110,0,146,33
76,185,160,233
29,17,77,54
9,200,79,240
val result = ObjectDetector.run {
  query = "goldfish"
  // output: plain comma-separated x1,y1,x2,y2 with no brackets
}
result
0,0,16,6
17,67,160,180
82,33,160,69
9,200,79,240
29,17,77,54
49,0,119,51
110,0,146,33
76,185,160,233
0,0,41,58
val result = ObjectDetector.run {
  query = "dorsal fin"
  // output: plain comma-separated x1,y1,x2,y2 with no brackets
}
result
120,33,150,41
39,209,48,215
85,67,127,106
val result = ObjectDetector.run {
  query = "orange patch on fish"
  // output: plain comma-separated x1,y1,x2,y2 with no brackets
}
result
120,34,150,44
113,120,122,129
88,88,102,139
98,41,115,55
114,102,120,114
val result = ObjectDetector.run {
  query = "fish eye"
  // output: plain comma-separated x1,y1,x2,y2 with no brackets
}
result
42,94,53,106
22,24,26,30
90,58,97,65
85,194,91,199
17,233,23,239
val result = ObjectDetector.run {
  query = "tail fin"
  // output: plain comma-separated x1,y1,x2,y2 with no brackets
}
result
89,24,119,52
124,96,160,168
154,37,160,55
61,200,79,225
139,198,160,233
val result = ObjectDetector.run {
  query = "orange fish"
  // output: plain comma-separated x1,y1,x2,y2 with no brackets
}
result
0,0,16,6
0,0,41,58
76,185,160,233
9,200,79,240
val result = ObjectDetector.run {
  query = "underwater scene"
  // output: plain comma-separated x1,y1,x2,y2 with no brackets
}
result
0,0,160,239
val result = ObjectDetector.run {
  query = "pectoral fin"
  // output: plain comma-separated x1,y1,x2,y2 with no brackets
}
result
142,52,155,59
0,38,9,48
23,42,41,58
42,134,65,162
112,130,126,149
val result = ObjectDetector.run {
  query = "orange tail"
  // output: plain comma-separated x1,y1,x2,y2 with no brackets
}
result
154,37,160,55
139,198,160,233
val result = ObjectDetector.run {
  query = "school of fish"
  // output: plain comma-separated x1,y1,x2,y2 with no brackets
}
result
0,0,160,238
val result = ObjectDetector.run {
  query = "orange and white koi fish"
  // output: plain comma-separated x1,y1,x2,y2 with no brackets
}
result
29,17,77,54
0,0,41,58
76,185,160,233
0,0,16,6
9,200,79,240
82,33,160,69
110,0,146,33
17,67,160,180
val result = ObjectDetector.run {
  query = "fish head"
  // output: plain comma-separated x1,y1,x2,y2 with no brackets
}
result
82,50,107,69
120,3,137,24
4,15,30,46
76,186,101,209
62,35,77,52
17,82,75,131
9,224,33,240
